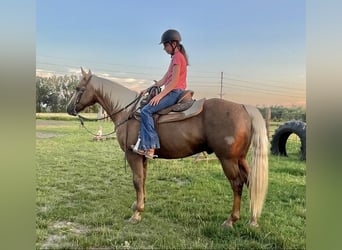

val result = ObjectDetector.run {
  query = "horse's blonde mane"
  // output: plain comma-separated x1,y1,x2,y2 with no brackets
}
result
91,75,138,110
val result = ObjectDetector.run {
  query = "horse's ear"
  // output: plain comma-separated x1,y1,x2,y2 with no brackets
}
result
81,67,86,77
88,69,92,75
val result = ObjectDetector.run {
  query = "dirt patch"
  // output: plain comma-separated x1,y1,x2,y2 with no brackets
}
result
36,120,74,138
36,132,65,138
171,177,191,185
52,221,88,234
40,221,88,249
36,119,75,126
41,235,67,249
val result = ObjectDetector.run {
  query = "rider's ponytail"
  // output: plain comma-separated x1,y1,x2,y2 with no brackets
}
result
178,44,189,66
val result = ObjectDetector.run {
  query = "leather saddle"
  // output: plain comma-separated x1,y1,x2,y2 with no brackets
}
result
136,89,205,123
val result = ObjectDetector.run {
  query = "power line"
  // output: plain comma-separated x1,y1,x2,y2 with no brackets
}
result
36,60,305,99
37,56,305,85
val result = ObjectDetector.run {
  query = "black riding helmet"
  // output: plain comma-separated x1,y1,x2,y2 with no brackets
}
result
160,29,181,44
160,29,182,55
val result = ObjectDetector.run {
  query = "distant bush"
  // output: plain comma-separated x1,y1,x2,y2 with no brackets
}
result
257,106,306,122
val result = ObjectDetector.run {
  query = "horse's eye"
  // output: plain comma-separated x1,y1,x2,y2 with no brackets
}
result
76,86,86,92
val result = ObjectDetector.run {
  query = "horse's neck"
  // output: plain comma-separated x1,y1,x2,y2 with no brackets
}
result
92,76,138,119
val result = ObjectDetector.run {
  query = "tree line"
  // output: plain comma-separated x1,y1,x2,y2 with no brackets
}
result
258,106,306,122
36,75,306,122
36,74,99,113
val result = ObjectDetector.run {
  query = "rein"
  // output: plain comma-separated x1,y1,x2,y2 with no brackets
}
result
76,85,159,136
77,93,142,135
77,116,116,137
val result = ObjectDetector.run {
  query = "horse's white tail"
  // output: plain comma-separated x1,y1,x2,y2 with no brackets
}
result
244,105,269,220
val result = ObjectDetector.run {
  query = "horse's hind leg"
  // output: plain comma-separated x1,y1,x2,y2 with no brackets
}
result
219,158,245,229
238,157,250,185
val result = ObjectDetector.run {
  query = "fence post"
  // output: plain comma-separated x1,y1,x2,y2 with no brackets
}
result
266,107,271,139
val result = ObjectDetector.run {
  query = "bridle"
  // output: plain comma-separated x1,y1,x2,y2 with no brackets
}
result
70,75,93,116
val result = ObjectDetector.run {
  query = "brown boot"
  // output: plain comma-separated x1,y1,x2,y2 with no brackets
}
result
134,148,156,159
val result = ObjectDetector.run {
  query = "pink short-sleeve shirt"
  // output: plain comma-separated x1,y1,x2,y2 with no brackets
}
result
164,51,187,90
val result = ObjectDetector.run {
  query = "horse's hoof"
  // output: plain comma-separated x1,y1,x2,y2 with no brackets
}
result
249,221,259,228
221,220,234,229
128,214,141,224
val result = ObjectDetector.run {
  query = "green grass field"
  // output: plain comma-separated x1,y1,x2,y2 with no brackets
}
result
36,116,305,249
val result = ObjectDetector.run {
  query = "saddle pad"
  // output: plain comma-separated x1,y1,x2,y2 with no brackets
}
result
157,98,206,124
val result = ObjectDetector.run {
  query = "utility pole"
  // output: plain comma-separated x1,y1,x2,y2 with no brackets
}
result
220,71,223,99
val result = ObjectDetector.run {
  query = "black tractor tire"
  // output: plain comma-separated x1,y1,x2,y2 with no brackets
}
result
270,120,306,161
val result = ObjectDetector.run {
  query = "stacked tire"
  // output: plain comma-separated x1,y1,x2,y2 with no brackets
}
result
270,120,306,161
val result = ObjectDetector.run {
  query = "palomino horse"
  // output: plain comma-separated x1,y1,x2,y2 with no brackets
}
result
66,68,268,228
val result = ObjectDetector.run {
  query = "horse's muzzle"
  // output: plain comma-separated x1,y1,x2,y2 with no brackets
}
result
66,103,77,116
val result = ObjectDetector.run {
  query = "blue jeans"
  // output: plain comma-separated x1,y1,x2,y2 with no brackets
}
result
139,89,184,150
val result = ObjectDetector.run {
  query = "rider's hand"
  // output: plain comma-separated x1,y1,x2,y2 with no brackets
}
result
140,80,158,96
149,93,163,106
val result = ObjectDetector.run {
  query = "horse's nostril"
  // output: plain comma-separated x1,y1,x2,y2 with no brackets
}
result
66,104,77,116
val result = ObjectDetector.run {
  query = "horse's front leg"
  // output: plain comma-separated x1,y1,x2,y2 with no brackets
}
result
142,157,148,202
130,158,148,209
127,153,146,224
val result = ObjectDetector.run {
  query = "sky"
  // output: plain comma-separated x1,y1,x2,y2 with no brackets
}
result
36,0,306,107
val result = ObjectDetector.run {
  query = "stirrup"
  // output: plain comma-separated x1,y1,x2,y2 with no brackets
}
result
130,145,158,159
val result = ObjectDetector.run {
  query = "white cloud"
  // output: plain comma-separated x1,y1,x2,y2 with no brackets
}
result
36,68,55,78
105,76,150,91
67,67,82,75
